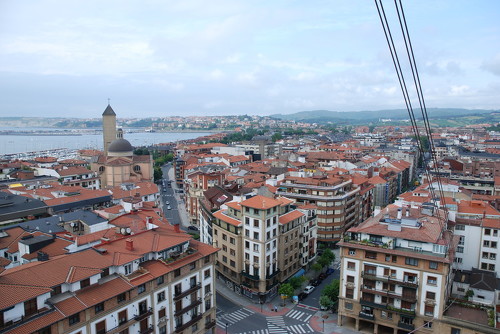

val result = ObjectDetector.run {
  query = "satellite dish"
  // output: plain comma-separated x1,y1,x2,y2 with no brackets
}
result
70,222,75,227
126,227,131,233
120,228,126,234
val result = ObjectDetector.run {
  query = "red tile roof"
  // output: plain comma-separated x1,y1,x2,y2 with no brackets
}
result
241,195,281,209
279,210,304,225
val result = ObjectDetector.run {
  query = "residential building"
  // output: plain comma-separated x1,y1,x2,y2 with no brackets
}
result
338,205,456,333
0,226,218,334
212,194,317,302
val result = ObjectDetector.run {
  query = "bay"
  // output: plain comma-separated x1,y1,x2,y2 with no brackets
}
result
0,129,212,155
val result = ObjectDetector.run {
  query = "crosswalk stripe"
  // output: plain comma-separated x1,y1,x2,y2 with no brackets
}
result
303,314,312,322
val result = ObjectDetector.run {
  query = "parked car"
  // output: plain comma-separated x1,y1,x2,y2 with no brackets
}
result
298,292,308,301
188,226,199,231
325,267,335,275
318,273,327,280
165,201,170,205
167,205,171,210
303,286,315,294
310,279,321,287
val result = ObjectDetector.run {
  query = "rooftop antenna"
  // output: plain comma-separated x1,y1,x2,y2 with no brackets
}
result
107,98,111,105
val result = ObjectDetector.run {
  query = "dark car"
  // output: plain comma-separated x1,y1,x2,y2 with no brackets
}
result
298,292,308,301
188,226,199,231
325,267,335,275
318,273,327,280
310,279,321,287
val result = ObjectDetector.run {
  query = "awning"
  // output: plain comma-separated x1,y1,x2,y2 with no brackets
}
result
292,268,305,278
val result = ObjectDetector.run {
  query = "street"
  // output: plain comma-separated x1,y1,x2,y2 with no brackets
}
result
159,163,188,230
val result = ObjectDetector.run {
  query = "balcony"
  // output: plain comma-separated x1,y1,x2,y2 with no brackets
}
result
360,271,418,288
174,314,203,333
360,299,385,310
139,325,154,334
241,270,260,280
359,312,375,321
398,321,415,331
266,269,280,280
174,298,202,317
174,283,201,300
134,308,153,322
387,304,416,316
205,320,217,330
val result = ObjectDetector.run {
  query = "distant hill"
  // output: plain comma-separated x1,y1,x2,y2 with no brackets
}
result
270,108,499,124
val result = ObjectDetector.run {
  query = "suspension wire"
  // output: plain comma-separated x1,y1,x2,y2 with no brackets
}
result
394,0,449,229
374,0,443,225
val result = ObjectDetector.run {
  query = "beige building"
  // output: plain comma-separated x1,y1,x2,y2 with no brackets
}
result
212,194,317,302
91,105,153,188
338,206,457,333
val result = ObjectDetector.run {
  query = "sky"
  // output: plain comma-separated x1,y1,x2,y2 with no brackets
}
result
0,0,499,118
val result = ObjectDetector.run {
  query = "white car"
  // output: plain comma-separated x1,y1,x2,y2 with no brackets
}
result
167,205,171,210
303,286,315,294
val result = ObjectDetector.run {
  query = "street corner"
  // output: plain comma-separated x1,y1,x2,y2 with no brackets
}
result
309,313,337,333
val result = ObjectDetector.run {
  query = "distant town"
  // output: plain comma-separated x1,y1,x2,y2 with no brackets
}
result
0,105,499,334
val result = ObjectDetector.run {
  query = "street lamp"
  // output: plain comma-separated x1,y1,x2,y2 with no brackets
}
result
225,322,228,334
260,301,263,312
322,319,325,332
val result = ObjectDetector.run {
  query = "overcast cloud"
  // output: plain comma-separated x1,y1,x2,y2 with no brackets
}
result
0,0,499,118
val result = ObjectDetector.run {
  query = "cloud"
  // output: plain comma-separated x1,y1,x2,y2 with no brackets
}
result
481,55,500,76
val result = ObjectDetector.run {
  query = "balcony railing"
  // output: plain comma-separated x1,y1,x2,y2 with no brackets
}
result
241,270,260,280
266,269,280,280
360,299,416,316
139,325,154,334
174,298,202,317
174,314,203,333
205,320,217,329
174,283,201,300
134,308,153,322
359,312,375,321
361,271,418,288
398,321,415,331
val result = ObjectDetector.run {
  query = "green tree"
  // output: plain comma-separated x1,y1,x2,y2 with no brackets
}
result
278,283,294,305
272,132,283,142
289,276,305,290
311,263,322,274
322,248,335,264
319,295,334,311
153,167,163,182
322,279,340,304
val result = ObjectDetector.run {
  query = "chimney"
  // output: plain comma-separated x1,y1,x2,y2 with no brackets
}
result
174,224,180,233
397,208,402,220
125,238,134,251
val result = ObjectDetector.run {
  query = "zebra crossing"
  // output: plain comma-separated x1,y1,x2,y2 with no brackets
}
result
216,308,255,327
266,316,288,334
285,309,313,322
288,324,315,333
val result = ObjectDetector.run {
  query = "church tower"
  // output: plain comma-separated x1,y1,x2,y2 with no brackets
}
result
102,104,117,155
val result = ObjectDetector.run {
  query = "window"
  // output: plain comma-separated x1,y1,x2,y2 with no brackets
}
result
344,302,353,310
347,275,355,283
222,245,227,252
345,288,354,299
157,291,166,302
190,262,196,270
426,291,435,300
204,269,210,279
230,260,236,267
205,284,211,294
253,244,259,251
488,263,495,271
454,257,463,263
117,293,126,303
349,248,356,256
69,313,80,325
118,309,128,325
158,308,166,319
365,251,377,259
80,278,90,289
204,256,210,264
405,257,419,266
230,237,235,245
51,285,62,297
245,241,250,249
222,234,227,241
483,240,490,247
95,302,104,313
455,224,465,230
254,232,259,239
124,264,132,275
451,328,461,334
253,219,259,227
347,262,355,270
192,324,198,331
101,268,109,278
424,305,434,316
205,298,211,310
429,261,438,270
222,256,227,263
157,275,164,286
424,322,433,329
458,236,465,245
457,246,464,253
138,284,146,294
174,268,181,277
427,276,437,285
95,320,106,334
485,228,491,235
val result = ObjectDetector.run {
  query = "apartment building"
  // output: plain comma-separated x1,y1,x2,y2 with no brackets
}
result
277,175,366,245
0,226,218,334
212,195,317,302
338,206,456,333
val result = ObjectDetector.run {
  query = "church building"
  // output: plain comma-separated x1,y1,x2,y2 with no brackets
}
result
90,104,153,187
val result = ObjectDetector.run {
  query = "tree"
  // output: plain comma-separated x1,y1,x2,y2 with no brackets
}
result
311,263,322,274
319,295,334,311
322,279,340,304
278,283,294,305
289,276,305,290
153,167,163,182
323,248,335,264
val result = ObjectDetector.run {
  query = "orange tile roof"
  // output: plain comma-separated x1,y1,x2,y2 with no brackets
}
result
66,266,103,283
279,210,304,225
108,181,159,199
75,276,133,306
458,200,500,216
0,284,53,309
368,175,387,185
241,195,281,209
213,210,242,226
8,309,64,334
225,202,241,211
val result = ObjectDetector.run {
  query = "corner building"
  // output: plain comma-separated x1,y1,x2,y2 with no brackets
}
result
338,206,457,333
212,195,317,302
0,227,218,334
